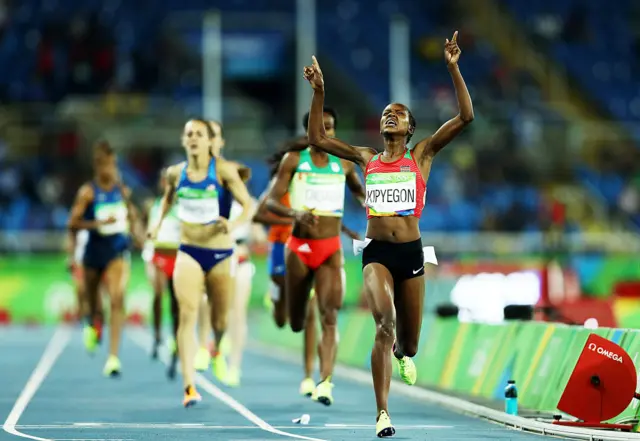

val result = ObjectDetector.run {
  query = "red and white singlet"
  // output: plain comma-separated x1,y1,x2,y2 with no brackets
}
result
364,149,426,220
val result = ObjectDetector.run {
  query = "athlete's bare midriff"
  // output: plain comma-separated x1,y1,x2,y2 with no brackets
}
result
154,247,178,257
180,222,234,249
366,216,421,243
292,216,341,240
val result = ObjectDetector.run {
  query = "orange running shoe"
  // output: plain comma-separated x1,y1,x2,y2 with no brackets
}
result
183,385,202,408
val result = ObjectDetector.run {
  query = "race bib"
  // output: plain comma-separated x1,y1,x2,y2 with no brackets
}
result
177,187,219,224
290,173,345,217
365,172,417,216
95,202,128,235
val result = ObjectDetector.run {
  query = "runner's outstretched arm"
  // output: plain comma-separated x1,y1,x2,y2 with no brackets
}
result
304,56,376,171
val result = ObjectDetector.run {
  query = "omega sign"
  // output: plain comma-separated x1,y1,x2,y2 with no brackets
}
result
588,342,623,364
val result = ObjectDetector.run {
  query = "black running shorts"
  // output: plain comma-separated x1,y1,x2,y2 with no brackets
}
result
361,238,425,282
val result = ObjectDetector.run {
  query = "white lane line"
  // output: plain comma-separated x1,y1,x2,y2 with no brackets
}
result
324,423,452,428
127,330,327,441
16,423,453,430
3,326,72,441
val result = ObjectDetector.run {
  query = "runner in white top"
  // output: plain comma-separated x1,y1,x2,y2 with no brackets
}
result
143,170,182,378
223,197,267,386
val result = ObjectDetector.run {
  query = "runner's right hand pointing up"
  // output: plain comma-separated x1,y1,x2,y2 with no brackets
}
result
303,56,324,90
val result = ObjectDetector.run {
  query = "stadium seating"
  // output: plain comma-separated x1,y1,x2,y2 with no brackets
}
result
500,0,639,222
501,0,640,137
0,0,548,232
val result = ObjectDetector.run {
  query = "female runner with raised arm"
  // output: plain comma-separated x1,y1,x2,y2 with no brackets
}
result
148,119,252,407
304,31,473,437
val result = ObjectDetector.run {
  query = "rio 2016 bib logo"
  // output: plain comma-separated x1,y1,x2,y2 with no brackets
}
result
588,342,623,364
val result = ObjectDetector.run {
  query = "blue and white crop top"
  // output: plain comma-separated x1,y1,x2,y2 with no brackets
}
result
175,157,232,224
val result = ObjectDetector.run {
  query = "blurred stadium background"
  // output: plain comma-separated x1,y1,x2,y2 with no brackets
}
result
1,0,640,331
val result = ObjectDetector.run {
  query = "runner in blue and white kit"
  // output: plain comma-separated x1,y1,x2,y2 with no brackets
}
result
192,120,267,386
148,119,252,407
68,140,142,377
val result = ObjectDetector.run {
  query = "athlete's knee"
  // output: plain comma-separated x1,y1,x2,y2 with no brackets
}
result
177,294,199,315
405,345,418,358
273,306,287,328
153,277,164,296
110,294,125,311
179,306,197,324
374,312,395,343
211,314,227,331
290,315,305,333
287,293,307,333
306,298,317,320
210,303,227,331
375,324,395,346
320,307,338,328
398,340,418,358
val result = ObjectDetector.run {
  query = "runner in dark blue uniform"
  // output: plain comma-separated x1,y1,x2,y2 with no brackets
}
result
68,140,142,377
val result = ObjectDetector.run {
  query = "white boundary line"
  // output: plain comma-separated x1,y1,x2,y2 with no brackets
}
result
248,341,640,441
127,330,327,441
3,326,72,441
11,423,452,430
